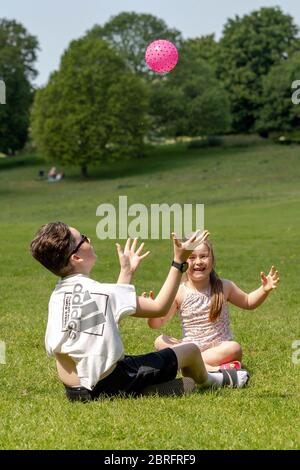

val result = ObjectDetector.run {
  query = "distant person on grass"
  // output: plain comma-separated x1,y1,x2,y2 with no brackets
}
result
30,223,249,402
148,238,280,371
47,167,65,182
47,166,57,181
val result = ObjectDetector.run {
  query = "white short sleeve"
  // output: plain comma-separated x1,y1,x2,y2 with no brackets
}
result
109,284,137,323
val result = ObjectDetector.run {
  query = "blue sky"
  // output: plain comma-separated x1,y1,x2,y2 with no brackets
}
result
2,0,300,86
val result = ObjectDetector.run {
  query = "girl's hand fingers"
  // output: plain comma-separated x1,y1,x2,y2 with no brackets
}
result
124,238,131,253
269,266,276,275
131,238,138,253
116,243,123,256
195,230,209,244
140,251,150,260
136,242,145,255
189,230,210,249
172,232,181,248
260,271,267,283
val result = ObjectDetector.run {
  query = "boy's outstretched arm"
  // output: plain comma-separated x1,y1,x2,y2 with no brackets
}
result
134,230,209,318
227,266,280,310
116,238,150,284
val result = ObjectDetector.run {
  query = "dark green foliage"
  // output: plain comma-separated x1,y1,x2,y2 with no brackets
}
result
217,7,299,133
149,41,231,137
257,52,300,134
87,11,182,75
0,19,39,154
31,36,149,176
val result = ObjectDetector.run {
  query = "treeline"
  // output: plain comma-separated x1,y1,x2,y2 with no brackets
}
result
1,8,300,174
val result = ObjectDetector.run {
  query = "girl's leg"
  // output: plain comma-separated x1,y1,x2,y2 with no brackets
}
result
201,341,242,368
154,334,182,351
154,336,222,372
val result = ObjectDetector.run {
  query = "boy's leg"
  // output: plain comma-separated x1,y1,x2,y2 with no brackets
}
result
202,341,242,367
170,343,208,385
170,343,249,389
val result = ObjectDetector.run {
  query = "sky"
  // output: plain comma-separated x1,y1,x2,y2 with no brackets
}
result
1,0,300,86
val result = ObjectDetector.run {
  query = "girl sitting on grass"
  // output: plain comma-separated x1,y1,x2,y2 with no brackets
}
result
148,237,279,371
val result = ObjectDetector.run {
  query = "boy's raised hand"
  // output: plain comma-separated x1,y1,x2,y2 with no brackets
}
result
260,266,280,293
172,229,210,262
116,238,150,275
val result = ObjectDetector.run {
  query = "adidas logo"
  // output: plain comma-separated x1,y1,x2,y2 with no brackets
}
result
63,283,106,340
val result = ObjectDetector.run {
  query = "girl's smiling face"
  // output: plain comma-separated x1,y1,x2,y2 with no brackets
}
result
187,243,214,282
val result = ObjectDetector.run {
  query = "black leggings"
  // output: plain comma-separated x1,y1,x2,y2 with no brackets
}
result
65,348,178,402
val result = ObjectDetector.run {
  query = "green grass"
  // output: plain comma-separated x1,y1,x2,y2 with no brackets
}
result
0,142,299,449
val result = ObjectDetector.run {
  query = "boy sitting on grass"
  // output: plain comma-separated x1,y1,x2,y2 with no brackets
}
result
30,222,249,401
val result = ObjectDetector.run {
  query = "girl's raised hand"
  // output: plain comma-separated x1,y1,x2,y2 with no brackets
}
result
260,266,280,293
116,238,150,274
172,229,210,262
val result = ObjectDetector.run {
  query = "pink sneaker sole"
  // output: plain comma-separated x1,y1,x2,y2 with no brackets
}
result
220,361,242,370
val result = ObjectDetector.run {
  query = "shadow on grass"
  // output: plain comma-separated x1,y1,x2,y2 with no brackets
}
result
0,153,44,171
65,145,249,183
0,144,256,183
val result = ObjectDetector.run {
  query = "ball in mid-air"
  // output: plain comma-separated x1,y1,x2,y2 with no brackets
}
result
145,39,178,74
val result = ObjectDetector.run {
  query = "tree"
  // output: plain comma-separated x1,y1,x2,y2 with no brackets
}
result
87,12,182,75
31,36,149,177
149,41,231,137
0,19,39,154
217,7,299,133
256,52,300,134
182,35,219,72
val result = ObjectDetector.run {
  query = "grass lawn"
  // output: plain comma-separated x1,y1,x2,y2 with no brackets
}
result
0,142,299,449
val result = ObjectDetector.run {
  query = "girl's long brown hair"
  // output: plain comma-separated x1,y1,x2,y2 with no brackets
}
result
185,240,224,322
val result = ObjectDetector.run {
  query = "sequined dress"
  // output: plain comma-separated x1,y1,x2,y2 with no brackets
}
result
179,283,233,352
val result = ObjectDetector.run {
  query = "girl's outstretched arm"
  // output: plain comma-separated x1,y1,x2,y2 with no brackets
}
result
227,266,280,310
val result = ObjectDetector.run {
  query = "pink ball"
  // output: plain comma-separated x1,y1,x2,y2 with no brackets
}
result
145,39,178,74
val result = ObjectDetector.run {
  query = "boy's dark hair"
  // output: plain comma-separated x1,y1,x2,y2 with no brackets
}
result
30,222,77,277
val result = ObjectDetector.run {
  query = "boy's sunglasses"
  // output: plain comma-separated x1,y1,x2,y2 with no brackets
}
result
66,234,89,261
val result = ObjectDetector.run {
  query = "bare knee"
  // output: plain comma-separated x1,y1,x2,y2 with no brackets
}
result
154,334,181,351
154,335,166,351
230,341,242,360
171,342,201,369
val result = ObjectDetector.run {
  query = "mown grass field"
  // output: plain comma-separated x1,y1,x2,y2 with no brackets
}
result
0,141,299,449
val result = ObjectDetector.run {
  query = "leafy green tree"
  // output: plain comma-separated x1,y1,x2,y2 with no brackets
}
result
31,37,149,177
217,7,299,133
257,52,300,134
182,35,219,72
149,42,231,137
0,19,38,154
88,11,182,75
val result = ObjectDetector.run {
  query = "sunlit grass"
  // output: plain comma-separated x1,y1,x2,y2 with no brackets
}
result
0,142,299,449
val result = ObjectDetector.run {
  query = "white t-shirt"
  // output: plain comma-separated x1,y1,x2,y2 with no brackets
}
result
45,274,137,390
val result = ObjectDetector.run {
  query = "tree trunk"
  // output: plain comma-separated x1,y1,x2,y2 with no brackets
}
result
81,165,88,178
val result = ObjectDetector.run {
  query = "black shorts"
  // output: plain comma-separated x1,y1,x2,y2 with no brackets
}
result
64,348,178,402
